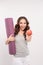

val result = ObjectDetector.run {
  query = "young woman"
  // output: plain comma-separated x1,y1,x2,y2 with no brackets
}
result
6,16,32,65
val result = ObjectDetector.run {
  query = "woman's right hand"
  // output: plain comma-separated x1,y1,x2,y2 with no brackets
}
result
5,34,15,45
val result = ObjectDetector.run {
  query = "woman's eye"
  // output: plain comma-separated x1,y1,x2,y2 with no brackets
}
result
20,22,22,24
20,22,26,24
24,23,26,24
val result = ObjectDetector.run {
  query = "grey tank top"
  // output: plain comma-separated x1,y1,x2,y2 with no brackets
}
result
14,34,29,57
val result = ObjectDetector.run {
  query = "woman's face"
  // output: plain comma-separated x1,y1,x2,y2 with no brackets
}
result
19,19,27,31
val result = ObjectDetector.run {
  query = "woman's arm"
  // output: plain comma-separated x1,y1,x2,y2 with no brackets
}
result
26,34,32,42
5,34,15,45
26,29,32,42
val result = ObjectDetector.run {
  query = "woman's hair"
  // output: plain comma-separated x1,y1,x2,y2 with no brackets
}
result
14,16,30,40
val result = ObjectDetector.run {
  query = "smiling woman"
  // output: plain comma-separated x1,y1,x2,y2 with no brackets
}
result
14,16,30,40
6,16,32,65
19,19,27,31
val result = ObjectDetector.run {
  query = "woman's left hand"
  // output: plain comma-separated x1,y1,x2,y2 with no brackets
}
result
26,34,32,42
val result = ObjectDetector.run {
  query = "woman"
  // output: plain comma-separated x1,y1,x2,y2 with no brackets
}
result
6,16,32,65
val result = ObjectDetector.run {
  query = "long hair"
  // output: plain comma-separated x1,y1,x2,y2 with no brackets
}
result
14,16,30,40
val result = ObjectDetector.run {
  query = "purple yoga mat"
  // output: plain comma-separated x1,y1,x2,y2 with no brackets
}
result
5,18,16,55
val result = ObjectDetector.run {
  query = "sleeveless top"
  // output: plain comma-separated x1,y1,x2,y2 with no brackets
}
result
14,33,29,57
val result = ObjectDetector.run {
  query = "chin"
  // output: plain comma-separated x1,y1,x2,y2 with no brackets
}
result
22,29,25,31
21,27,26,31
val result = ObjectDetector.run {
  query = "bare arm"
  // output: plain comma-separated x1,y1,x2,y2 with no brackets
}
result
26,34,32,42
5,34,15,45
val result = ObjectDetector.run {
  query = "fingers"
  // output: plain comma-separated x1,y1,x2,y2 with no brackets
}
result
9,34,14,39
5,39,10,45
10,34,14,37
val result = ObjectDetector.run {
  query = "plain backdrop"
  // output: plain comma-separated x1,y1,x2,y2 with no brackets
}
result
0,0,43,65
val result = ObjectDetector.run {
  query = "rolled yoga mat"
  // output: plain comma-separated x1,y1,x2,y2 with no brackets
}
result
5,18,16,55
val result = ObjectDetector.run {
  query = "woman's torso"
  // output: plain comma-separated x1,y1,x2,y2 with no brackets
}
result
14,33,29,57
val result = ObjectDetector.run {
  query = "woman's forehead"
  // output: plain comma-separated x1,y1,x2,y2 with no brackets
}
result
19,19,26,22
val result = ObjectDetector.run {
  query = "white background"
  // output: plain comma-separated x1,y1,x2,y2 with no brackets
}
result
0,0,43,65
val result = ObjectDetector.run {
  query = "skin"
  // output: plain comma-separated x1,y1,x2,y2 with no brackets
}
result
6,19,32,44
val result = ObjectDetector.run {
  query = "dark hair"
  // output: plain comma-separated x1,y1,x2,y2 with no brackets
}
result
14,16,30,40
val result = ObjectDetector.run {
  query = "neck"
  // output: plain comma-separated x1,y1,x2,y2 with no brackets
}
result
19,29,24,34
